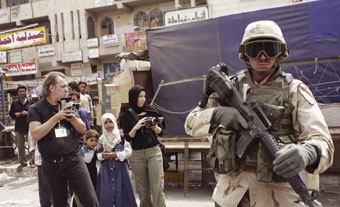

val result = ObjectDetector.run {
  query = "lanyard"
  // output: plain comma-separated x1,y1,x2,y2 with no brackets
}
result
58,103,61,128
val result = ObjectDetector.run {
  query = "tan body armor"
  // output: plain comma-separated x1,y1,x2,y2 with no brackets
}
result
209,69,298,182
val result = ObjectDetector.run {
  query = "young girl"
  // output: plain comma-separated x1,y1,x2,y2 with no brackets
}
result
96,113,137,207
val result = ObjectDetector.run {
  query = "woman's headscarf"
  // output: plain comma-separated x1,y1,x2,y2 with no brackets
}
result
128,85,159,115
129,85,146,114
99,113,121,152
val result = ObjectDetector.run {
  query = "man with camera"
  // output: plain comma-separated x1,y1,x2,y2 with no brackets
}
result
69,91,91,145
28,72,98,207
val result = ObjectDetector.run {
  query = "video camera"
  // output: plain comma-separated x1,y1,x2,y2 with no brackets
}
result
61,97,80,118
144,117,164,127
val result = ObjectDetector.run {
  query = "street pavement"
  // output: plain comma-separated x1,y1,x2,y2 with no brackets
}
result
1,158,339,207
0,175,215,207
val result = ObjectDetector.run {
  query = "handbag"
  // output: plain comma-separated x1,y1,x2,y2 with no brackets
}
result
128,108,169,171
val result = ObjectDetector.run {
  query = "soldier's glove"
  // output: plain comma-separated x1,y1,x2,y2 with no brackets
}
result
211,106,248,131
273,143,320,179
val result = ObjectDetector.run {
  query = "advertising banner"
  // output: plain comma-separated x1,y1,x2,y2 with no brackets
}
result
5,61,38,77
0,26,46,50
125,31,147,52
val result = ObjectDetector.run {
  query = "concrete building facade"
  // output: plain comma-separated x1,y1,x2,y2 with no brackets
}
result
0,0,304,85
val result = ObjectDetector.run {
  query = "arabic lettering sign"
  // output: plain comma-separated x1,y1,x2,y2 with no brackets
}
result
124,31,147,52
95,0,113,7
89,48,99,59
38,46,55,57
5,61,38,77
165,7,209,26
0,9,9,24
103,34,118,47
0,51,7,63
0,26,46,50
87,38,99,48
62,49,83,63
9,51,22,63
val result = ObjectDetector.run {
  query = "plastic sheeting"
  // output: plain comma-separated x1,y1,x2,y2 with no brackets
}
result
147,0,340,136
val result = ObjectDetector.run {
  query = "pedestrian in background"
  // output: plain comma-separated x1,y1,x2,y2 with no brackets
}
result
69,91,91,145
79,81,93,125
9,85,32,171
81,129,99,189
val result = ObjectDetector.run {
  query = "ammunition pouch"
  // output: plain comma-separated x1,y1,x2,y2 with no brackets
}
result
207,128,238,174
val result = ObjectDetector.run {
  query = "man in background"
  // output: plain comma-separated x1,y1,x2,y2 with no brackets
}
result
79,81,93,126
9,85,32,171
69,91,91,145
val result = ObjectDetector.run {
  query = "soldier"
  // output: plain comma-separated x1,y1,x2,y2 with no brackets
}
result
184,20,334,207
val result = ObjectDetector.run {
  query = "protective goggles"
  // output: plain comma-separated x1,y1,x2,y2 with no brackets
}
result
239,40,287,59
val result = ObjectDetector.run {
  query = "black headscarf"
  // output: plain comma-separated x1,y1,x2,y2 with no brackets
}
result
128,85,160,115
129,85,146,114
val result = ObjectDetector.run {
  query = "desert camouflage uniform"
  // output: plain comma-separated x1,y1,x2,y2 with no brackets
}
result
184,69,334,207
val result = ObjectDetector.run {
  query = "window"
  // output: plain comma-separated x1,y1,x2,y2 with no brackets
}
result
133,10,164,31
87,17,95,38
149,9,164,28
133,11,149,31
77,10,81,39
71,11,75,39
101,17,114,35
7,0,28,6
61,13,65,41
54,14,59,42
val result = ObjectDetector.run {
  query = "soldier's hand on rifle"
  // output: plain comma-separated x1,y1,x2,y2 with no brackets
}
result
273,143,320,179
211,106,248,131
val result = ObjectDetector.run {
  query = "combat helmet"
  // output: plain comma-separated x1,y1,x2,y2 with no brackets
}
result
239,20,289,62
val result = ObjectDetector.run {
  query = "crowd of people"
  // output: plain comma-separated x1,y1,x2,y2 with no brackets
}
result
10,72,165,207
6,20,334,207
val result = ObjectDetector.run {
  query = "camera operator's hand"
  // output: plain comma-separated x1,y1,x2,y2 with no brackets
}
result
134,117,147,130
56,105,75,121
129,117,147,138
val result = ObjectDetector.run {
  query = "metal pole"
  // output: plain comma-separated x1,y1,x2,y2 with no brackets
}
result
1,75,6,125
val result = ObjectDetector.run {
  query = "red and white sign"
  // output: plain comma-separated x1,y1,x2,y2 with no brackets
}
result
5,61,38,77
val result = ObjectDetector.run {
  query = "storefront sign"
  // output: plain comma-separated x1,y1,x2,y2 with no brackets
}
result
62,49,82,63
0,51,7,63
87,38,99,48
95,0,113,7
9,51,22,63
70,63,92,77
0,26,46,50
103,34,118,47
5,61,38,77
38,46,55,57
165,7,209,26
125,31,147,52
89,48,99,59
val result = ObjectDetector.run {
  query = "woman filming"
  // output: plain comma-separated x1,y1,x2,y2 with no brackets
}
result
120,85,166,207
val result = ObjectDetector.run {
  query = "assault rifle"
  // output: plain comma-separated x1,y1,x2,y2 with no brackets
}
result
200,64,320,207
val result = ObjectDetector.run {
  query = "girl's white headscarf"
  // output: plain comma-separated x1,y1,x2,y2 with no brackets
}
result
99,113,121,152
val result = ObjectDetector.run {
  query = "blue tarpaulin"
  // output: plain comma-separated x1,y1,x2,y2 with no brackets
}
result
146,0,340,136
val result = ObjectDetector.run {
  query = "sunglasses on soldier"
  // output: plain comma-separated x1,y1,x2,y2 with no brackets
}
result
242,40,284,59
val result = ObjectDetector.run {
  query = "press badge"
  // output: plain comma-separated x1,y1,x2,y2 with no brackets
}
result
55,128,67,138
